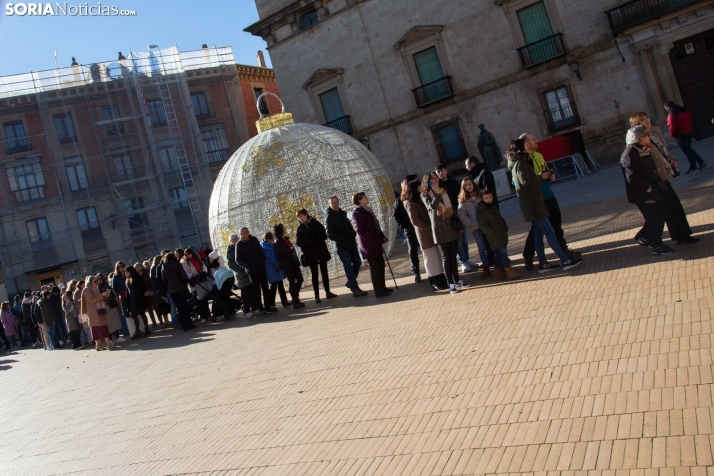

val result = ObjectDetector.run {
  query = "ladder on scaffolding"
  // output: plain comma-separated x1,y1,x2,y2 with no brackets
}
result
145,46,207,248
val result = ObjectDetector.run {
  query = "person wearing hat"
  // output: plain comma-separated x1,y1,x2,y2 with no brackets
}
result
621,125,674,255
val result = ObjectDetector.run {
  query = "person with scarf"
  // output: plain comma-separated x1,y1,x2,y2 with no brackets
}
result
274,224,306,309
351,192,393,297
621,126,674,256
507,139,584,272
421,172,469,294
403,179,448,291
629,112,698,245
457,176,494,280
81,275,116,351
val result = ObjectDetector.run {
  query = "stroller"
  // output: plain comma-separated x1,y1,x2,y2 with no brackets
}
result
190,269,242,322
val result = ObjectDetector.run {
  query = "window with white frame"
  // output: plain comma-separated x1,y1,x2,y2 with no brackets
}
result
113,154,135,181
200,124,229,164
170,187,190,210
65,156,88,191
7,162,45,203
27,217,51,243
158,145,179,172
76,207,101,236
543,86,579,131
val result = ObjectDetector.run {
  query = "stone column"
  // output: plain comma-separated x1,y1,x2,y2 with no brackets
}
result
636,45,665,123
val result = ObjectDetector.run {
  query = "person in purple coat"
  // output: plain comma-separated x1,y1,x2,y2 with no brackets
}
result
351,192,393,298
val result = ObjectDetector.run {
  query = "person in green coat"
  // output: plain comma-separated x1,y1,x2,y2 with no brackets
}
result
476,190,521,280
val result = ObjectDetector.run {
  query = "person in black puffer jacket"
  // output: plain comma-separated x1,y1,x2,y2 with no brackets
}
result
325,196,366,297
393,176,422,283
235,227,274,316
296,209,336,303
161,252,194,331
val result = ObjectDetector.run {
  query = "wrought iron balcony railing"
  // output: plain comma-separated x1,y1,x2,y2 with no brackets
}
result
412,76,455,108
517,33,566,69
194,104,216,120
606,0,702,34
4,136,32,154
205,149,228,164
324,115,354,135
544,101,581,132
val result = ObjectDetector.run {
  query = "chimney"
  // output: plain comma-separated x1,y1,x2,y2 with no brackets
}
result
118,52,126,60
257,50,266,68
202,44,208,49
71,57,78,66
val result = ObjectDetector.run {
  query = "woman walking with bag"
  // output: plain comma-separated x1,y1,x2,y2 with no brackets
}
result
81,275,116,351
422,172,469,294
629,112,698,245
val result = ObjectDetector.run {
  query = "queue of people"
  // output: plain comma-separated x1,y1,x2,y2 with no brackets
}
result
1,111,705,348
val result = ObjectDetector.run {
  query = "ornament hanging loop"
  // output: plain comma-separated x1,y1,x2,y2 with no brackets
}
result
256,92,285,119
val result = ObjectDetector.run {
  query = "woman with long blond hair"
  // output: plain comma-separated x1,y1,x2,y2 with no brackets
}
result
457,176,494,280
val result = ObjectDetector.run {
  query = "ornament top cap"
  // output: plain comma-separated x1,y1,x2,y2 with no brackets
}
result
256,92,294,133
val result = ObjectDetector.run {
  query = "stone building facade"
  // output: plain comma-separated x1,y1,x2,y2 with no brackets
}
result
0,46,280,296
246,0,714,182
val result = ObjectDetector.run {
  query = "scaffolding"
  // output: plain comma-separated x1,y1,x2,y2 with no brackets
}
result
0,46,241,292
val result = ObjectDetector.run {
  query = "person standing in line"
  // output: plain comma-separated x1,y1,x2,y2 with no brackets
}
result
519,133,581,270
111,262,131,338
403,179,448,291
181,248,210,323
21,292,38,346
476,189,522,280
457,177,494,280
11,295,28,346
435,164,475,273
125,265,150,339
273,224,306,309
465,155,498,205
422,172,470,294
98,274,124,344
81,275,116,351
507,139,583,272
62,280,83,349
135,262,160,327
161,252,195,331
325,196,367,297
262,231,289,310
630,112,699,245
236,227,275,316
37,290,59,350
351,192,393,298
621,126,675,256
665,101,707,173
226,234,258,318
0,302,20,349
393,176,422,283
150,255,171,325
296,210,337,303
49,286,68,346
157,249,180,328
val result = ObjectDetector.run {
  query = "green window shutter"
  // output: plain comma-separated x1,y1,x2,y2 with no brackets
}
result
319,88,345,123
437,125,466,163
517,2,554,44
413,47,444,86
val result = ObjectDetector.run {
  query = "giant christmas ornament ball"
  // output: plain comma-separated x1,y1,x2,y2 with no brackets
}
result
209,115,396,272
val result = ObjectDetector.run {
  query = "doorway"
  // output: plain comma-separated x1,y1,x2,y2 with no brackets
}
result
37,269,64,288
670,29,714,139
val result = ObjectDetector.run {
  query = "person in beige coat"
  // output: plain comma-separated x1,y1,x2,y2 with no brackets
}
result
81,275,116,351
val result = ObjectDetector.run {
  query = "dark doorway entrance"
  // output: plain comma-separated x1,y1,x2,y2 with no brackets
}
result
670,29,714,139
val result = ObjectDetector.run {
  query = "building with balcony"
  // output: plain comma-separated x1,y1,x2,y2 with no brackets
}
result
246,0,714,181
0,46,281,296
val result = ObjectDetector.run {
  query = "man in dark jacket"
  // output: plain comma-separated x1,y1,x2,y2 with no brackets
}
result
49,286,68,346
38,291,59,349
622,126,674,255
325,196,367,296
392,180,422,283
235,228,273,316
226,234,258,316
435,164,473,272
465,156,498,204
665,101,706,173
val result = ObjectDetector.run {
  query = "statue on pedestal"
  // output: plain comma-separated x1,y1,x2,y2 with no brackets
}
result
477,123,502,170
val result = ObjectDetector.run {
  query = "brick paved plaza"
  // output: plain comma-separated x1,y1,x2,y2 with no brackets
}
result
1,141,713,475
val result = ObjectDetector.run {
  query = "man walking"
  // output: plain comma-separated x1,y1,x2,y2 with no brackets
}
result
465,156,498,204
392,177,422,283
665,101,707,173
519,133,581,270
325,196,367,296
435,164,475,273
235,227,274,317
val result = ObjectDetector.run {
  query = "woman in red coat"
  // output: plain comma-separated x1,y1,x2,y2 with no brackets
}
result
351,192,392,298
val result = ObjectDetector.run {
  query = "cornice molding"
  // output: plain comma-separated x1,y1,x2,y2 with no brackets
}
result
302,68,344,90
236,64,276,82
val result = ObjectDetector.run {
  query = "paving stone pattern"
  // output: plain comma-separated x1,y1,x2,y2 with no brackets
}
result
0,141,712,475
